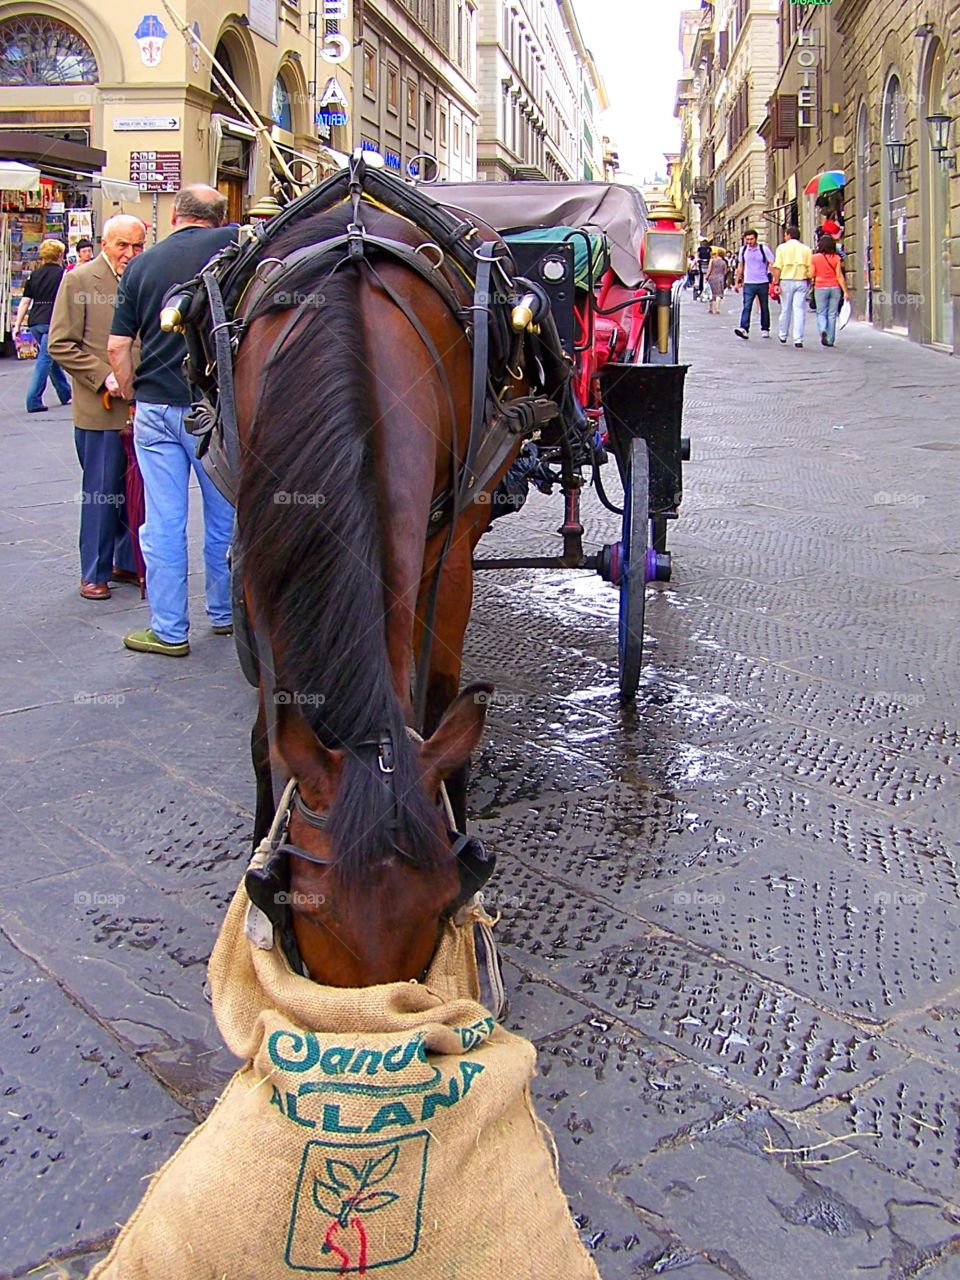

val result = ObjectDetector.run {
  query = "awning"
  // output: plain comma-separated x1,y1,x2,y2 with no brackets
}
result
0,130,106,172
0,160,41,190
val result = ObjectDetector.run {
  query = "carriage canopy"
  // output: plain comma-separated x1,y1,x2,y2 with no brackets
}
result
434,181,651,288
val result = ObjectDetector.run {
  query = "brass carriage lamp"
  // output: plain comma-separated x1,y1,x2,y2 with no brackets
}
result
642,201,686,355
925,112,956,170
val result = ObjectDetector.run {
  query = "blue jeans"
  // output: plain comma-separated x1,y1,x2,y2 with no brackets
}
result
74,428,134,584
133,403,234,643
815,287,842,345
739,282,770,332
26,324,71,410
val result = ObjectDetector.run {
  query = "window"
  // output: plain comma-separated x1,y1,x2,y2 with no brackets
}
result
453,119,460,154
407,79,417,124
272,75,293,130
362,47,376,97
387,65,399,112
465,127,472,160
423,96,434,136
0,15,97,83
439,105,448,145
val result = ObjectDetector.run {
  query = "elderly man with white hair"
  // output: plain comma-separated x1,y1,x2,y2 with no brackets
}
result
49,214,147,600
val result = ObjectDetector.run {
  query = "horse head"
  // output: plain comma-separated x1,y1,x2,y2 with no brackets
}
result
271,682,495,987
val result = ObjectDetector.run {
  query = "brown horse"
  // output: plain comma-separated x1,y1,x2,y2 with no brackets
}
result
231,201,512,984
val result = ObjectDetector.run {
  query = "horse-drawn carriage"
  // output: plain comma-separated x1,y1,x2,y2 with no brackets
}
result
434,178,690,697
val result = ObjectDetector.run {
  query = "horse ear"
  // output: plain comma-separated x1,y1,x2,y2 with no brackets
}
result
273,696,344,807
420,682,493,784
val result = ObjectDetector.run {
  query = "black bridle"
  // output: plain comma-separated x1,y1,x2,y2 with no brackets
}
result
243,755,496,976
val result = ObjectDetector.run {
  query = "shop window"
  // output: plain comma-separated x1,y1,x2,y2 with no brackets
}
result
272,74,293,130
0,15,97,84
407,79,417,125
363,46,376,98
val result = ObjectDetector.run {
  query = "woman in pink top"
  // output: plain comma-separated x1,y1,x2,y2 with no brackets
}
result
812,234,848,347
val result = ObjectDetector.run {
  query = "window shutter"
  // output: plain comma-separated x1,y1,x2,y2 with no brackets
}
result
772,94,798,148
718,30,728,69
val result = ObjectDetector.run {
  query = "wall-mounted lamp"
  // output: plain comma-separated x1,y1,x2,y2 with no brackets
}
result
886,138,907,177
925,112,956,169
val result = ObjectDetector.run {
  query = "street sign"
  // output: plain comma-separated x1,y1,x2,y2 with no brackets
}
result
114,116,180,131
129,150,182,193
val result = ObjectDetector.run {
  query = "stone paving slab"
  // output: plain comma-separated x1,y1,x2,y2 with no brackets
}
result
0,933,192,1274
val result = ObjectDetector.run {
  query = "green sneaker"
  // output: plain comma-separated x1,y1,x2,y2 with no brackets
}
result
123,628,189,657
211,624,234,636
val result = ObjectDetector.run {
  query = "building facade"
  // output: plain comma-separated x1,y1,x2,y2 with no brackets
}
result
834,0,958,352
682,0,777,251
675,7,705,250
355,0,479,181
475,0,600,181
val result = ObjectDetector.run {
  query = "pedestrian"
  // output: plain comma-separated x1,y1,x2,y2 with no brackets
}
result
705,247,727,315
685,254,697,290
732,228,774,340
771,224,813,348
695,236,711,299
811,233,848,348
108,184,237,657
75,238,95,265
11,239,72,413
48,215,147,601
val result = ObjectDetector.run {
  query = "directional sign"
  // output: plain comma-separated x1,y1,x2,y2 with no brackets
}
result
129,150,182,192
114,116,179,131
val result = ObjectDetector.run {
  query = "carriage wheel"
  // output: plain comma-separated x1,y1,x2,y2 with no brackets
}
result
652,515,669,555
618,436,650,699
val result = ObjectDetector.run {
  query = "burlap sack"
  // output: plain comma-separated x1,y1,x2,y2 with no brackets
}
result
90,883,601,1279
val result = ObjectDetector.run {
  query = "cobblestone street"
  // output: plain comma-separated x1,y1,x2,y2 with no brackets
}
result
2,294,959,1277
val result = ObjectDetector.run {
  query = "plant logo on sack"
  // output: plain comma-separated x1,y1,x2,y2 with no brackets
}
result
271,1018,494,1272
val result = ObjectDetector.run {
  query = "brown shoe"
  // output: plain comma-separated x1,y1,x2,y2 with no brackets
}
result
110,567,141,586
80,581,111,600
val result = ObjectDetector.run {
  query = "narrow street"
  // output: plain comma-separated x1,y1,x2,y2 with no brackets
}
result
2,293,959,1277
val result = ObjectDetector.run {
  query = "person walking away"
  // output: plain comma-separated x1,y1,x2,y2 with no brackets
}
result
695,236,711,299
108,184,237,657
685,254,697,291
733,229,774,339
49,215,146,601
811,234,848,347
771,225,813,348
705,248,727,315
11,240,72,413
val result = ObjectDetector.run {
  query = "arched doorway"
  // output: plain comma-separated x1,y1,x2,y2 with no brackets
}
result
854,101,872,321
212,36,255,223
881,73,908,329
920,40,953,348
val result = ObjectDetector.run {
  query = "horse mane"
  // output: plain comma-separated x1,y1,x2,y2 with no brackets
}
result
238,205,446,878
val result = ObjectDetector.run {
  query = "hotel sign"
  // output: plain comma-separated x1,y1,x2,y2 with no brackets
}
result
320,0,350,64
796,29,819,129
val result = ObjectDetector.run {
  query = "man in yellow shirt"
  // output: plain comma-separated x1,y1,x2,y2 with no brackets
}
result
771,226,813,348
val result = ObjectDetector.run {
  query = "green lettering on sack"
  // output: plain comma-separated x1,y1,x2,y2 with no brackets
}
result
367,1102,416,1133
269,1029,320,1072
420,1076,460,1120
347,1048,383,1075
269,1086,285,1114
285,1092,317,1128
459,1061,484,1096
320,1046,355,1075
321,1103,363,1134
382,1037,422,1072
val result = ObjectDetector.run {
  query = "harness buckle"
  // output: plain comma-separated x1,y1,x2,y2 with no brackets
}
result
376,734,396,774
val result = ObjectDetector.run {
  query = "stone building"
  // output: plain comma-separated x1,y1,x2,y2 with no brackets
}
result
675,7,706,250
834,0,958,352
354,0,479,181
684,0,778,251
759,2,845,248
475,0,601,181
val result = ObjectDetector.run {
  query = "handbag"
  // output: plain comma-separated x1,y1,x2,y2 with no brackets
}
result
14,332,39,359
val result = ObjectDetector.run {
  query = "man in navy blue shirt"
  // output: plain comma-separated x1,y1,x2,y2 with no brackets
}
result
109,185,236,656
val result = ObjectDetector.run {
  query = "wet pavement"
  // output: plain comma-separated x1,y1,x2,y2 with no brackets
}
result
1,295,959,1277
